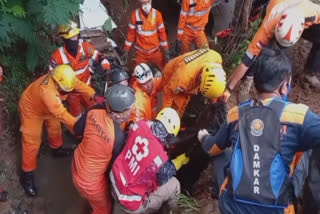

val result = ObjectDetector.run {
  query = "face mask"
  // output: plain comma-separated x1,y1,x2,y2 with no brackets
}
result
64,38,79,58
281,82,291,101
141,3,151,14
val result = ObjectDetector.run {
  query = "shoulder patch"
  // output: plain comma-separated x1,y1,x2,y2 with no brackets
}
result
227,106,239,124
183,48,209,64
280,103,309,124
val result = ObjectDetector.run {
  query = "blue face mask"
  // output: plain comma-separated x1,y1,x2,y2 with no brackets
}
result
281,82,291,101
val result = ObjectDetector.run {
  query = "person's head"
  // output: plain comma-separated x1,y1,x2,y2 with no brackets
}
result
139,0,152,14
51,65,76,95
104,84,135,124
199,62,226,99
110,68,129,86
58,21,80,57
253,48,292,98
152,108,181,144
134,63,153,95
275,7,304,48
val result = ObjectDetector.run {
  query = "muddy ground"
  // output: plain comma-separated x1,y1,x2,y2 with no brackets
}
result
1,0,320,214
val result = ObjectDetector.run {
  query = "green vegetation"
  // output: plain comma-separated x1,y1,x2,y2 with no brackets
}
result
224,17,262,76
0,0,82,132
177,192,200,213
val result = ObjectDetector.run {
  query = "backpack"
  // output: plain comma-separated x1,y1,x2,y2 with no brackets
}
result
229,98,290,208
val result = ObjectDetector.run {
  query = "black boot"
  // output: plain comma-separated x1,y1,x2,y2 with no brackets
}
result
20,171,37,197
52,146,73,157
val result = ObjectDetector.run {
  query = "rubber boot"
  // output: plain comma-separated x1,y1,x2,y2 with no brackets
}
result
52,146,73,157
237,76,253,103
20,171,37,197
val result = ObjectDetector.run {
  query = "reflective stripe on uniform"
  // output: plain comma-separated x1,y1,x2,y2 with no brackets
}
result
180,10,188,16
128,23,135,29
157,23,164,30
135,8,157,36
58,42,88,76
86,75,91,85
134,45,159,54
160,41,168,46
177,29,184,35
110,171,142,202
186,24,204,30
58,47,69,64
190,0,194,13
188,8,210,16
125,40,133,46
92,50,99,60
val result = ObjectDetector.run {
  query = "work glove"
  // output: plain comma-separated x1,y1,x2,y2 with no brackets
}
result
122,51,128,64
175,40,181,55
197,129,209,143
172,153,190,170
163,50,170,63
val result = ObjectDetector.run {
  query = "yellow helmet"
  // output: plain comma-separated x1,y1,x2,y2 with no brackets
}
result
156,107,180,137
200,62,226,99
51,65,76,92
58,21,80,39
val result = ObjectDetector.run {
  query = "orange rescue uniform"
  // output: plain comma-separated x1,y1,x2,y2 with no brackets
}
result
124,8,169,70
19,74,95,172
49,40,110,117
244,0,320,65
177,0,214,53
160,48,222,117
72,109,115,214
131,77,162,118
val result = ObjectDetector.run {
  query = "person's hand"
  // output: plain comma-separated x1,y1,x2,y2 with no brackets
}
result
0,66,3,82
163,50,170,63
197,129,209,142
175,40,181,55
172,153,190,170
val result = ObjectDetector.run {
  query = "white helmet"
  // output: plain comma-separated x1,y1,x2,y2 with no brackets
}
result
133,63,153,84
275,8,305,47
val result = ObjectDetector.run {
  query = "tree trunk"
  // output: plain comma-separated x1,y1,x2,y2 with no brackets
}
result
223,0,253,57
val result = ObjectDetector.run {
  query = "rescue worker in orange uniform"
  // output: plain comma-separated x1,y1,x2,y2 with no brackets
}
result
132,63,162,118
19,65,96,197
50,21,110,118
160,48,226,117
123,0,170,70
226,0,320,102
72,84,135,214
110,108,189,214
176,0,214,54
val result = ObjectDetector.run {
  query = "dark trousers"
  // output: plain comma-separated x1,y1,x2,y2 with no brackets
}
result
301,24,320,74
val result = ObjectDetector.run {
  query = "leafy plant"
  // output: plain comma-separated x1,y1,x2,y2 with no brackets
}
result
0,0,82,132
177,192,200,213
